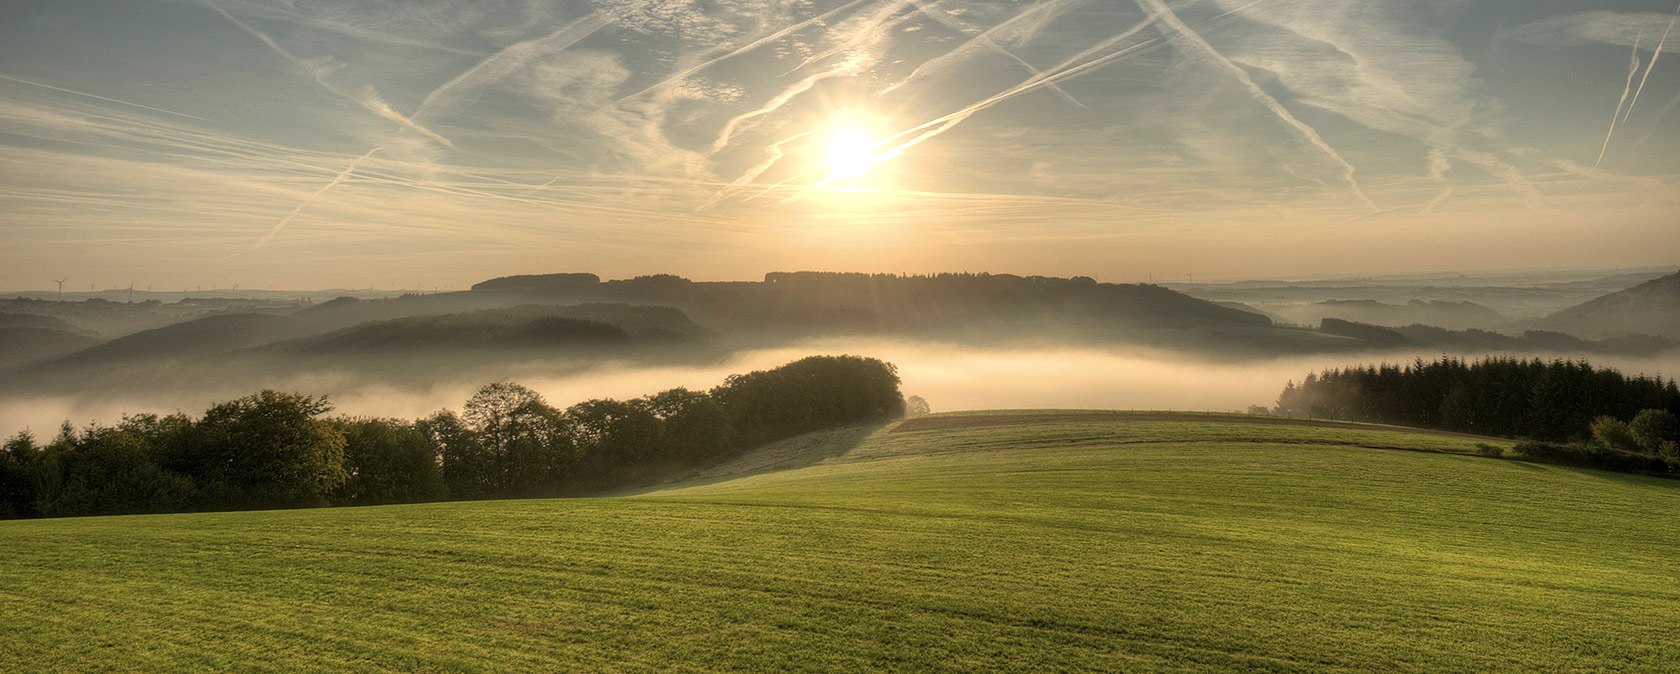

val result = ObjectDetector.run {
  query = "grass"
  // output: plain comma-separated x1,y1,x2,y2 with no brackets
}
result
4,411,1679,672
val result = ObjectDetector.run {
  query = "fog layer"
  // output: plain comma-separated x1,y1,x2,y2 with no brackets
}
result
5,339,1678,440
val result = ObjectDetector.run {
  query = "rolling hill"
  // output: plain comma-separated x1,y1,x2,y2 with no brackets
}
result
469,272,1273,340
1534,269,1680,338
40,313,290,368
3,303,719,393
0,313,102,370
1271,298,1507,330
3,412,1676,671
268,304,713,355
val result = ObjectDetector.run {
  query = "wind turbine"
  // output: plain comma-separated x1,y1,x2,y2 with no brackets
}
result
52,277,67,299
126,282,135,304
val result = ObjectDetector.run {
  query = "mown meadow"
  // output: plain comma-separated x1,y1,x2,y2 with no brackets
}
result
4,411,1677,672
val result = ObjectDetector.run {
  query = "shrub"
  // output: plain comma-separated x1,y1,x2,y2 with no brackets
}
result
1513,441,1671,475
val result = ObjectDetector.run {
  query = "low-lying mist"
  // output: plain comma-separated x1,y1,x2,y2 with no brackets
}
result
4,339,1678,439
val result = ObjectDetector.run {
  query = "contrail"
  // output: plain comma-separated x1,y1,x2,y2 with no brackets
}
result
700,129,819,209
711,69,838,155
874,14,1164,157
708,0,911,156
787,0,921,75
0,74,213,122
217,147,382,261
867,0,1273,171
202,1,456,150
415,12,609,121
612,0,878,107
766,0,1272,207
1132,0,1373,210
883,0,1087,107
753,7,1171,204
1620,3,1680,126
1597,30,1645,166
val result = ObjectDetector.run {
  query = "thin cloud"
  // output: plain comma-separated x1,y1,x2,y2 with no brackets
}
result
1134,0,1372,210
0,74,212,123
201,0,457,150
1598,32,1645,166
216,147,383,261
415,12,611,123
1621,4,1680,127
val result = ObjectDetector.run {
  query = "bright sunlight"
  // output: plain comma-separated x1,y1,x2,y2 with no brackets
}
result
824,126,883,182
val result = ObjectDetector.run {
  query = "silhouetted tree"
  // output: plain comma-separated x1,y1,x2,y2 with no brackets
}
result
713,355,905,446
1,431,41,518
31,419,197,517
460,382,572,495
1276,357,1680,442
418,410,490,498
2,355,912,519
905,395,932,417
568,398,661,486
334,418,446,504
640,388,730,465
187,391,346,507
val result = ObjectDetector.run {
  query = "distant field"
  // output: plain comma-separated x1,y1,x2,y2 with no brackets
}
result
4,412,1679,672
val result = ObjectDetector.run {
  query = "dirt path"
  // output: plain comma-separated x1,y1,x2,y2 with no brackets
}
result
890,411,1504,441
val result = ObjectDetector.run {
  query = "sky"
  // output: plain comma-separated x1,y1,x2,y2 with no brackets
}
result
1,0,1677,290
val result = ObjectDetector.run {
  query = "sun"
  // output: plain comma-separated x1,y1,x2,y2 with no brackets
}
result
824,126,883,182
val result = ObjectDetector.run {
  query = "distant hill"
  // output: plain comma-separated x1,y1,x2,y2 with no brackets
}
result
268,304,709,355
0,313,83,332
1316,318,1673,355
0,314,102,370
1271,299,1506,330
3,303,719,395
43,313,291,368
1534,270,1680,339
469,272,1272,341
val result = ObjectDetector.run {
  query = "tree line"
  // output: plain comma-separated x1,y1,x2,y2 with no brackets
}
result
0,355,906,519
1275,356,1680,474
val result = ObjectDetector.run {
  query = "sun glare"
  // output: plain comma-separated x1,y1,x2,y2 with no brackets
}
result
825,126,882,183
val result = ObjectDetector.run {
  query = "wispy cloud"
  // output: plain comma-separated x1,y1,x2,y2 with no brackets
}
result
415,12,611,123
201,0,457,150
1135,0,1373,210
1621,4,1680,127
2,0,1677,288
1506,9,1680,51
0,74,212,123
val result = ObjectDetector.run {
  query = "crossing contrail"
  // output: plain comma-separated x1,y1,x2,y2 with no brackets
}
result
1597,30,1645,166
1620,3,1680,127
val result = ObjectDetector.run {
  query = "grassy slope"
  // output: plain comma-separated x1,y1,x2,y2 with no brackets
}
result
3,412,1678,672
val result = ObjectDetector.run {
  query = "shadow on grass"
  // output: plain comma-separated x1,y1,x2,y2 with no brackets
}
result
612,421,892,496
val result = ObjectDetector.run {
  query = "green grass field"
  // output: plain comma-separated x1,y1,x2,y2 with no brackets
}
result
4,411,1679,672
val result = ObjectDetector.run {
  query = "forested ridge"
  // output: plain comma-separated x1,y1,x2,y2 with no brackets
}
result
1276,356,1680,475
0,355,905,519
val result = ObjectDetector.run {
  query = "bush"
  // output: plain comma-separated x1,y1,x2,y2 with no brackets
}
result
1590,416,1642,454
1628,409,1679,457
1513,441,1671,475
